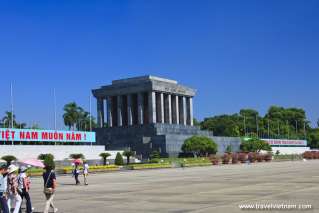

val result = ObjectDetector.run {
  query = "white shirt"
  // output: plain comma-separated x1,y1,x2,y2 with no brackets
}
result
18,173,26,190
83,164,89,174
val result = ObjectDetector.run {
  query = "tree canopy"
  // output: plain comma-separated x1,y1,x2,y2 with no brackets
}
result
240,138,272,153
63,102,97,131
200,106,311,140
1,111,26,128
181,135,218,157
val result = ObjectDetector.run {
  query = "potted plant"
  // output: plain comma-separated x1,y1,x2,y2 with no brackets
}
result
256,154,264,162
238,152,247,163
231,153,238,164
248,152,257,163
264,153,272,162
222,153,231,164
209,155,219,165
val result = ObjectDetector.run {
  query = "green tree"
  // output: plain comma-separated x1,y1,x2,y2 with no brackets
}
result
1,155,17,166
122,150,135,165
307,129,319,148
1,111,26,128
193,118,201,127
114,152,124,165
317,119,319,128
149,150,161,159
240,138,272,152
63,102,80,130
76,107,97,131
182,135,218,157
69,153,85,159
225,145,232,153
99,152,111,165
63,102,97,131
43,155,55,170
38,153,54,161
201,114,241,137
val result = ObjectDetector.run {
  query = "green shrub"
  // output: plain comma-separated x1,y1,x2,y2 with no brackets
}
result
240,138,272,153
1,155,17,166
122,150,135,164
69,153,85,159
182,135,218,157
149,158,160,163
99,152,111,165
38,153,54,161
115,152,124,165
150,150,160,159
43,155,55,170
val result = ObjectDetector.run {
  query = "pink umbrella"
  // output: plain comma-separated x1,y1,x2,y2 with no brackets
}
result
72,159,83,165
20,159,45,168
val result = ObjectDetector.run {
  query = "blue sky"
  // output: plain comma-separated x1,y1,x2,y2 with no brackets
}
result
0,0,318,129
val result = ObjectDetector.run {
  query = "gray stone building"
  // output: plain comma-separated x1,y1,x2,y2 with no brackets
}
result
92,76,240,158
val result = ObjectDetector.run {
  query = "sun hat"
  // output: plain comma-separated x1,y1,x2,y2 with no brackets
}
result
8,165,18,174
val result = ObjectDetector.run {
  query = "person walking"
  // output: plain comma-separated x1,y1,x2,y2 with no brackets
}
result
72,164,80,185
7,165,22,213
0,164,9,213
83,161,89,186
43,165,58,213
17,166,32,213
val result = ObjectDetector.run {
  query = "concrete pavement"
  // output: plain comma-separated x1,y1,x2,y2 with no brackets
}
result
27,160,319,213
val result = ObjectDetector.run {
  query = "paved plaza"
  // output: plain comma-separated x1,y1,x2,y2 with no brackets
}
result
28,160,319,213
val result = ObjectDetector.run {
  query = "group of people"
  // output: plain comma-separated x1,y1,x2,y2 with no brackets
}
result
72,161,89,186
0,163,57,213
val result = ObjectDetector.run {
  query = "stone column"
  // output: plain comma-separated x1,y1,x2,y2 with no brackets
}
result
107,96,113,127
160,93,164,123
183,96,187,125
165,94,172,124
148,91,156,124
127,94,133,126
117,96,123,126
189,97,193,126
137,93,144,125
97,98,104,128
175,95,179,124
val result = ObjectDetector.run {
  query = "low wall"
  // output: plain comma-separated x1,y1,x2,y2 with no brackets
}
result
0,145,106,160
271,146,310,155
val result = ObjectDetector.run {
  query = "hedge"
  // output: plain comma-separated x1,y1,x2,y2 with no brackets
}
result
62,165,119,174
129,163,172,170
181,162,212,167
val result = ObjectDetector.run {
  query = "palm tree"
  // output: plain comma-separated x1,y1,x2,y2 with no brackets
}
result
63,102,80,130
2,111,16,128
122,150,135,165
99,152,111,165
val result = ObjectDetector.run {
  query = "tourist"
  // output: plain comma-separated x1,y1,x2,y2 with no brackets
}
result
43,165,58,213
18,166,32,213
7,165,21,213
83,161,89,185
0,164,9,213
72,164,80,185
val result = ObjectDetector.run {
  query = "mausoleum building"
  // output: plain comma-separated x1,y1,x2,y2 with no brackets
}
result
93,76,241,158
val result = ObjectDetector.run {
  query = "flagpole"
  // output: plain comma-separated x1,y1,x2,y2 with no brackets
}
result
256,115,259,138
89,93,92,146
267,119,270,138
243,115,246,136
54,88,57,145
10,82,14,145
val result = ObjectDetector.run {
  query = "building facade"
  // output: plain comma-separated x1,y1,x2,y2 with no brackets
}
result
93,76,241,158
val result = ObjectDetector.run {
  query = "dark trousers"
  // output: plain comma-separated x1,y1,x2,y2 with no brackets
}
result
74,173,80,185
19,189,32,213
0,194,9,213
